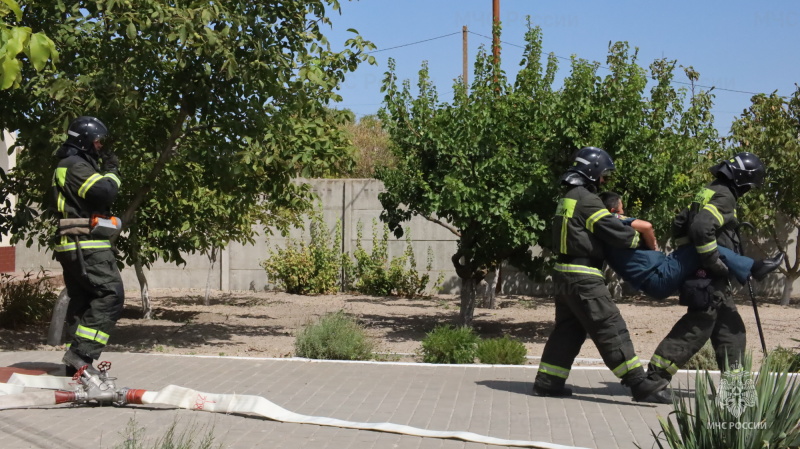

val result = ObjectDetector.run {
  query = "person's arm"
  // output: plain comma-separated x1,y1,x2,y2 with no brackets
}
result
630,218,658,251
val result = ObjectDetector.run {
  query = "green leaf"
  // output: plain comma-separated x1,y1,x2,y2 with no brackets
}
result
126,22,136,40
1,0,22,22
27,33,53,71
1,57,21,89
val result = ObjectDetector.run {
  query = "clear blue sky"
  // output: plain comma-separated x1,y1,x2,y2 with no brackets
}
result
324,0,799,135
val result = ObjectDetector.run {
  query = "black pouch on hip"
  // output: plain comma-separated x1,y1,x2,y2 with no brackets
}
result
678,277,714,310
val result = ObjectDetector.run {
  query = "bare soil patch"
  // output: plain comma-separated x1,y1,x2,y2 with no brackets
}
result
1,288,799,365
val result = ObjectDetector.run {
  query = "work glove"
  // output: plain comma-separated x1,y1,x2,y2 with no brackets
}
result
100,151,119,173
702,252,729,279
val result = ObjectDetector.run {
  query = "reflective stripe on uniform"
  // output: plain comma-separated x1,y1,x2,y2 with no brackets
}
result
54,240,112,252
586,209,611,233
538,362,570,379
612,356,642,377
703,203,724,225
555,198,577,254
554,263,604,278
57,193,66,216
630,232,640,249
55,167,68,187
650,354,679,375
696,240,718,254
78,173,104,198
75,325,110,345
104,173,121,187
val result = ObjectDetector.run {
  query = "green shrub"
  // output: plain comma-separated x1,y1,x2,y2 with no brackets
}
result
652,353,800,448
683,340,718,371
0,270,58,330
294,311,375,360
476,336,527,365
351,220,443,298
421,325,478,364
261,210,342,295
768,346,800,372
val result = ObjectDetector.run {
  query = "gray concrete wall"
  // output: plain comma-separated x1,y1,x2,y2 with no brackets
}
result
13,178,796,298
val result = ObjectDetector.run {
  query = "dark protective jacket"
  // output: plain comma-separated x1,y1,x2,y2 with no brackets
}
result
552,185,640,275
51,145,121,252
672,179,740,263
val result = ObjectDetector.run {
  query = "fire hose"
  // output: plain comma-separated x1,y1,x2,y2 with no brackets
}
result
0,363,588,449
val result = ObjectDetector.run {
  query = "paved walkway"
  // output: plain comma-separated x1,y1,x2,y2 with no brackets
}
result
0,351,695,449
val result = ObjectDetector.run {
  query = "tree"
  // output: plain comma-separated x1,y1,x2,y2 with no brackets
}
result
0,0,58,89
340,114,394,178
730,86,800,305
0,0,374,317
378,23,721,326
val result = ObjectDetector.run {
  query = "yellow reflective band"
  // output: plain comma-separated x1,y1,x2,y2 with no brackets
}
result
57,193,65,216
651,355,679,375
693,188,715,206
703,204,724,225
104,173,121,187
65,343,71,348
56,168,67,187
538,362,570,379
54,240,112,252
76,325,109,345
630,232,640,249
613,356,642,377
696,240,718,254
554,263,604,278
586,209,611,233
555,198,577,254
78,173,103,198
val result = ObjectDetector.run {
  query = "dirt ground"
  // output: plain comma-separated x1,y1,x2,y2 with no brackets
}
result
2,287,799,366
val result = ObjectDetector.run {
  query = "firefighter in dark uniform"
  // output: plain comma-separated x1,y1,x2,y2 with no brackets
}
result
52,116,124,376
647,152,774,382
532,147,670,403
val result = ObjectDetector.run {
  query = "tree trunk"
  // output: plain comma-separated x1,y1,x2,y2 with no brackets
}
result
134,257,152,319
46,288,70,346
459,277,478,327
129,227,152,319
485,266,499,309
204,247,217,306
780,273,797,306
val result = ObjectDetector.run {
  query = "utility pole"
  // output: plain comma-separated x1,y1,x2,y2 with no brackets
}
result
462,25,468,89
492,0,500,64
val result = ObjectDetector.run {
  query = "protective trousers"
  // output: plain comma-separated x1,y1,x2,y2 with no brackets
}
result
534,271,647,390
647,280,745,382
57,248,125,360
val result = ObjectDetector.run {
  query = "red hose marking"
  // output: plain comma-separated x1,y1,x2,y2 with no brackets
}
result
125,389,148,404
194,394,216,410
55,391,77,404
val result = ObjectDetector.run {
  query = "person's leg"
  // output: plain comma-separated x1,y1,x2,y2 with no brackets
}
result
69,249,125,361
563,276,668,401
533,275,586,395
710,289,746,370
647,306,717,382
640,245,701,299
717,246,754,285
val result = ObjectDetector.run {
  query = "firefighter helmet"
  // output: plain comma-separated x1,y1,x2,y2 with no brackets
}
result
565,146,615,185
65,116,108,152
710,152,765,188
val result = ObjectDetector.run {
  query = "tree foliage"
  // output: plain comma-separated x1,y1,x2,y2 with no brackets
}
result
378,22,721,325
0,0,58,89
0,1,374,289
730,86,800,304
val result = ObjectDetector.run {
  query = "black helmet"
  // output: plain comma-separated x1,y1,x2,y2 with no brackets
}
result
710,152,765,188
564,146,615,186
66,116,108,152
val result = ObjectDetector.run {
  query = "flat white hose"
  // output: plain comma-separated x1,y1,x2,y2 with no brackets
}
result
2,376,589,449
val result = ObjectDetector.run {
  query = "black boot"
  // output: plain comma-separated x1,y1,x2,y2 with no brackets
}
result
751,252,785,281
62,350,100,376
625,375,670,403
532,384,573,397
